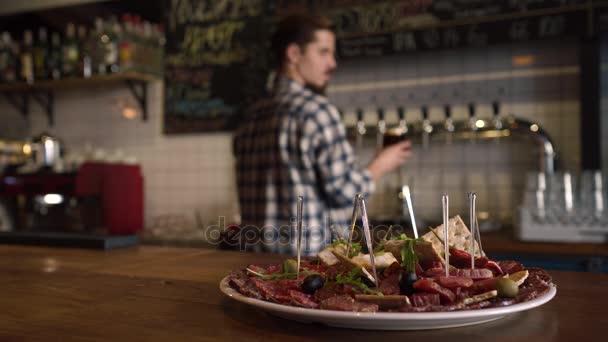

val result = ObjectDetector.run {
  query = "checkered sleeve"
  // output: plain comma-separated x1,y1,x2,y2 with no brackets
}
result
304,102,376,208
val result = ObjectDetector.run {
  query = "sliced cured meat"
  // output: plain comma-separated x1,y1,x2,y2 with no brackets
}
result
470,277,500,293
413,278,456,303
425,268,493,280
377,273,400,295
452,268,494,280
411,293,440,307
498,260,524,274
320,295,379,312
437,276,474,289
250,278,291,304
289,290,319,309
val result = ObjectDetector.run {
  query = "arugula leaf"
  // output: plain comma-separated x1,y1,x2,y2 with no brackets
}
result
331,238,361,258
400,239,418,274
328,268,384,296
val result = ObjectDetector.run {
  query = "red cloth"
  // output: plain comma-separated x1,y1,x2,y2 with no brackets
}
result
75,162,143,234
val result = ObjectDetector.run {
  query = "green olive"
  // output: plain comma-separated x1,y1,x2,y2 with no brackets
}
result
283,259,298,274
496,278,519,298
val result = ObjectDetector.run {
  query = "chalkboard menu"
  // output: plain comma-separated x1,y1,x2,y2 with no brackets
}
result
326,0,589,58
164,0,276,134
163,0,594,134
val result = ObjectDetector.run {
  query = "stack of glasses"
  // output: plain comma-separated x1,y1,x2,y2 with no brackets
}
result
517,170,608,243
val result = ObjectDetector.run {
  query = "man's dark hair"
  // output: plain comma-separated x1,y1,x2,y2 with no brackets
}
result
271,12,333,69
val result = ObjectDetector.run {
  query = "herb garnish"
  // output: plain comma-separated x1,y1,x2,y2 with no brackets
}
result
331,238,361,258
326,268,384,296
400,239,418,273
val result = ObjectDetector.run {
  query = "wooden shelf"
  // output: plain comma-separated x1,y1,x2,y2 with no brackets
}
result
0,72,161,125
0,72,158,91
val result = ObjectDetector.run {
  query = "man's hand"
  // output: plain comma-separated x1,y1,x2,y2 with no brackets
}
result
367,140,412,181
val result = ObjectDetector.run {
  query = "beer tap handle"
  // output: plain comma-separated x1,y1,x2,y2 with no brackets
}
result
356,108,364,122
397,106,405,121
468,103,478,131
492,101,503,129
468,103,476,118
376,107,386,150
377,107,385,122
422,105,429,120
444,104,452,118
444,104,454,133
492,101,500,117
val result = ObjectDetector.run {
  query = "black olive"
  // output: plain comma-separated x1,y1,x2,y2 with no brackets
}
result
399,270,418,295
301,274,324,294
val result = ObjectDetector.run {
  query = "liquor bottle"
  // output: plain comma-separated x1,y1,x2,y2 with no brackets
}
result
154,24,166,76
20,30,34,83
0,31,18,82
47,32,62,80
33,27,49,80
132,15,143,73
62,23,80,78
92,17,106,75
98,16,120,74
107,18,121,73
78,25,92,78
119,14,134,73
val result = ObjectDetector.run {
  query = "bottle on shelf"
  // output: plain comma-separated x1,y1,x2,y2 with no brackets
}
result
20,30,34,83
47,32,62,80
91,17,105,75
78,25,92,78
33,27,49,80
0,31,18,82
119,13,135,73
100,16,120,74
62,23,80,78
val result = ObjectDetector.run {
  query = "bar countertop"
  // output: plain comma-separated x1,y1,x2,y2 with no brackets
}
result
1,245,606,341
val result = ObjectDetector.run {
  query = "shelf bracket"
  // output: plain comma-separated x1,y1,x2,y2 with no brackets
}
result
125,80,148,121
30,90,55,126
3,92,29,119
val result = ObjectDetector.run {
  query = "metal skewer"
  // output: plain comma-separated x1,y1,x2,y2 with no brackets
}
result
468,192,477,269
475,215,485,257
442,194,450,277
358,194,379,287
296,196,303,279
346,196,360,258
402,185,418,238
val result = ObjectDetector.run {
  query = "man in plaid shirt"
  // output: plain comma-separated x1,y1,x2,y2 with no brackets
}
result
234,13,412,255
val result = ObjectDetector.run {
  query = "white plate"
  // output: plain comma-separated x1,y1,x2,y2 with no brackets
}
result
219,276,557,330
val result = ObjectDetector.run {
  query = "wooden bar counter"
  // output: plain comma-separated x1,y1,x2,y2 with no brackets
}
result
0,244,606,341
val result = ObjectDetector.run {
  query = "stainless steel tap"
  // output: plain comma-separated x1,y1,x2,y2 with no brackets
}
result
376,107,386,151
468,103,478,132
491,101,503,130
421,106,432,149
443,104,455,133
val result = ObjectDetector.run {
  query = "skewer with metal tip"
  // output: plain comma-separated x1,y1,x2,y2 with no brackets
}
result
442,194,450,277
468,192,477,269
475,215,485,257
346,195,360,258
296,196,303,279
402,185,418,239
358,194,379,287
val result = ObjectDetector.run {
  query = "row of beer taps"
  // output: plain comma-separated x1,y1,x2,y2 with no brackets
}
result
343,100,558,173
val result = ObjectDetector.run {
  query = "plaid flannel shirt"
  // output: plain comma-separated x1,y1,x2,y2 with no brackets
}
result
234,77,375,255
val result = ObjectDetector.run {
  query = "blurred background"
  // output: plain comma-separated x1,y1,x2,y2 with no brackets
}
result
0,0,606,271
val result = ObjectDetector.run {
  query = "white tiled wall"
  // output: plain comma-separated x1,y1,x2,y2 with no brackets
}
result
330,40,580,228
0,39,581,240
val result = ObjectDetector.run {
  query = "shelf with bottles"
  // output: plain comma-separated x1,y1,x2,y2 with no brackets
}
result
0,14,165,125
